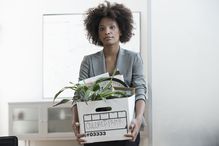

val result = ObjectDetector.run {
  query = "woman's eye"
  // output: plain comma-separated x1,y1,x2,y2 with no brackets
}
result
99,27,104,31
110,26,115,30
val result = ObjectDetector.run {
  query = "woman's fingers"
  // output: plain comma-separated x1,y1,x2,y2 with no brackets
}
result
124,119,139,141
124,126,136,141
72,122,80,134
129,122,135,132
72,122,86,144
124,131,137,141
76,133,86,144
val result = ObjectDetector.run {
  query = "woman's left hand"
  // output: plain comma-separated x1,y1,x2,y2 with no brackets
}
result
124,118,142,141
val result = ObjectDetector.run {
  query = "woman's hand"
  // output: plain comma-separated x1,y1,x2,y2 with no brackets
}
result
124,118,142,141
72,122,86,144
71,105,86,144
125,99,145,141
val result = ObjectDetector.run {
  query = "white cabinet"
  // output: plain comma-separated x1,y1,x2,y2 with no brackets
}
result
8,101,75,141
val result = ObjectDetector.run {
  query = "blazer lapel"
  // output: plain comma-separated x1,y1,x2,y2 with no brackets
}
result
92,50,106,76
116,48,125,72
116,48,129,76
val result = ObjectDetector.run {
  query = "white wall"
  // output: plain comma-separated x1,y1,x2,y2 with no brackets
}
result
151,0,219,146
0,0,149,146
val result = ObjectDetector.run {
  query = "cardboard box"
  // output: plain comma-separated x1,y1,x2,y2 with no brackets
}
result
76,93,135,143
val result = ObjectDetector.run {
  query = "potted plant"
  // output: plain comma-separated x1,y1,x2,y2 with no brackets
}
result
53,72,132,107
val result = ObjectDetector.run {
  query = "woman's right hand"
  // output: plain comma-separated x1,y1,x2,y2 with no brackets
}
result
72,121,86,144
71,105,86,144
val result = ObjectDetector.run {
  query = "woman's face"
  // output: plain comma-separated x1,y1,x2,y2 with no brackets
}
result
98,17,121,47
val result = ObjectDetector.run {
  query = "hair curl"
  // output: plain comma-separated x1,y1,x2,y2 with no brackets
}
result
84,1,134,46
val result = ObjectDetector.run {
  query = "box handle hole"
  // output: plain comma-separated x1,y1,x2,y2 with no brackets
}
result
95,107,112,112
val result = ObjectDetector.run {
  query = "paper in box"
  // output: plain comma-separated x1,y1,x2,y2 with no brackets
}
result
76,88,135,143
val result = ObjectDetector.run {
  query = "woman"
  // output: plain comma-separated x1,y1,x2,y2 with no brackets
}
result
72,1,147,146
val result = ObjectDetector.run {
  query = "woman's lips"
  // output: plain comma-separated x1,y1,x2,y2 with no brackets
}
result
104,36,113,40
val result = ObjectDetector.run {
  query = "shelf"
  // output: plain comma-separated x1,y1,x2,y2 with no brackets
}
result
9,101,74,140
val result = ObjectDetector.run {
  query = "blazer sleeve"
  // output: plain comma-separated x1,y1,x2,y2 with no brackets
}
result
132,53,147,102
78,55,90,81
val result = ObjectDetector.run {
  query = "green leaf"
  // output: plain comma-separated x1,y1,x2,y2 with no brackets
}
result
53,86,75,102
84,90,95,101
53,99,70,107
92,83,100,91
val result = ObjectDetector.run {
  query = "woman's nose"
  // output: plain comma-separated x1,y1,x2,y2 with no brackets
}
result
105,28,110,34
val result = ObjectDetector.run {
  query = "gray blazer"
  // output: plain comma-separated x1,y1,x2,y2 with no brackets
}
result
78,48,147,102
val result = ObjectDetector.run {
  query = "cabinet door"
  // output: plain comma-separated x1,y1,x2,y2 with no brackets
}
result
9,104,41,136
46,103,73,134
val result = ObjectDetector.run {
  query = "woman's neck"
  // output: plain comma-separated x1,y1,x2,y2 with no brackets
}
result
103,45,120,57
103,45,120,74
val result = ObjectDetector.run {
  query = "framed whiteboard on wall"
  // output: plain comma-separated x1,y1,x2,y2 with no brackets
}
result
42,12,141,98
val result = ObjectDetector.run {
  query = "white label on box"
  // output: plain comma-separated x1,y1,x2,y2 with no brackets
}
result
83,111,128,137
